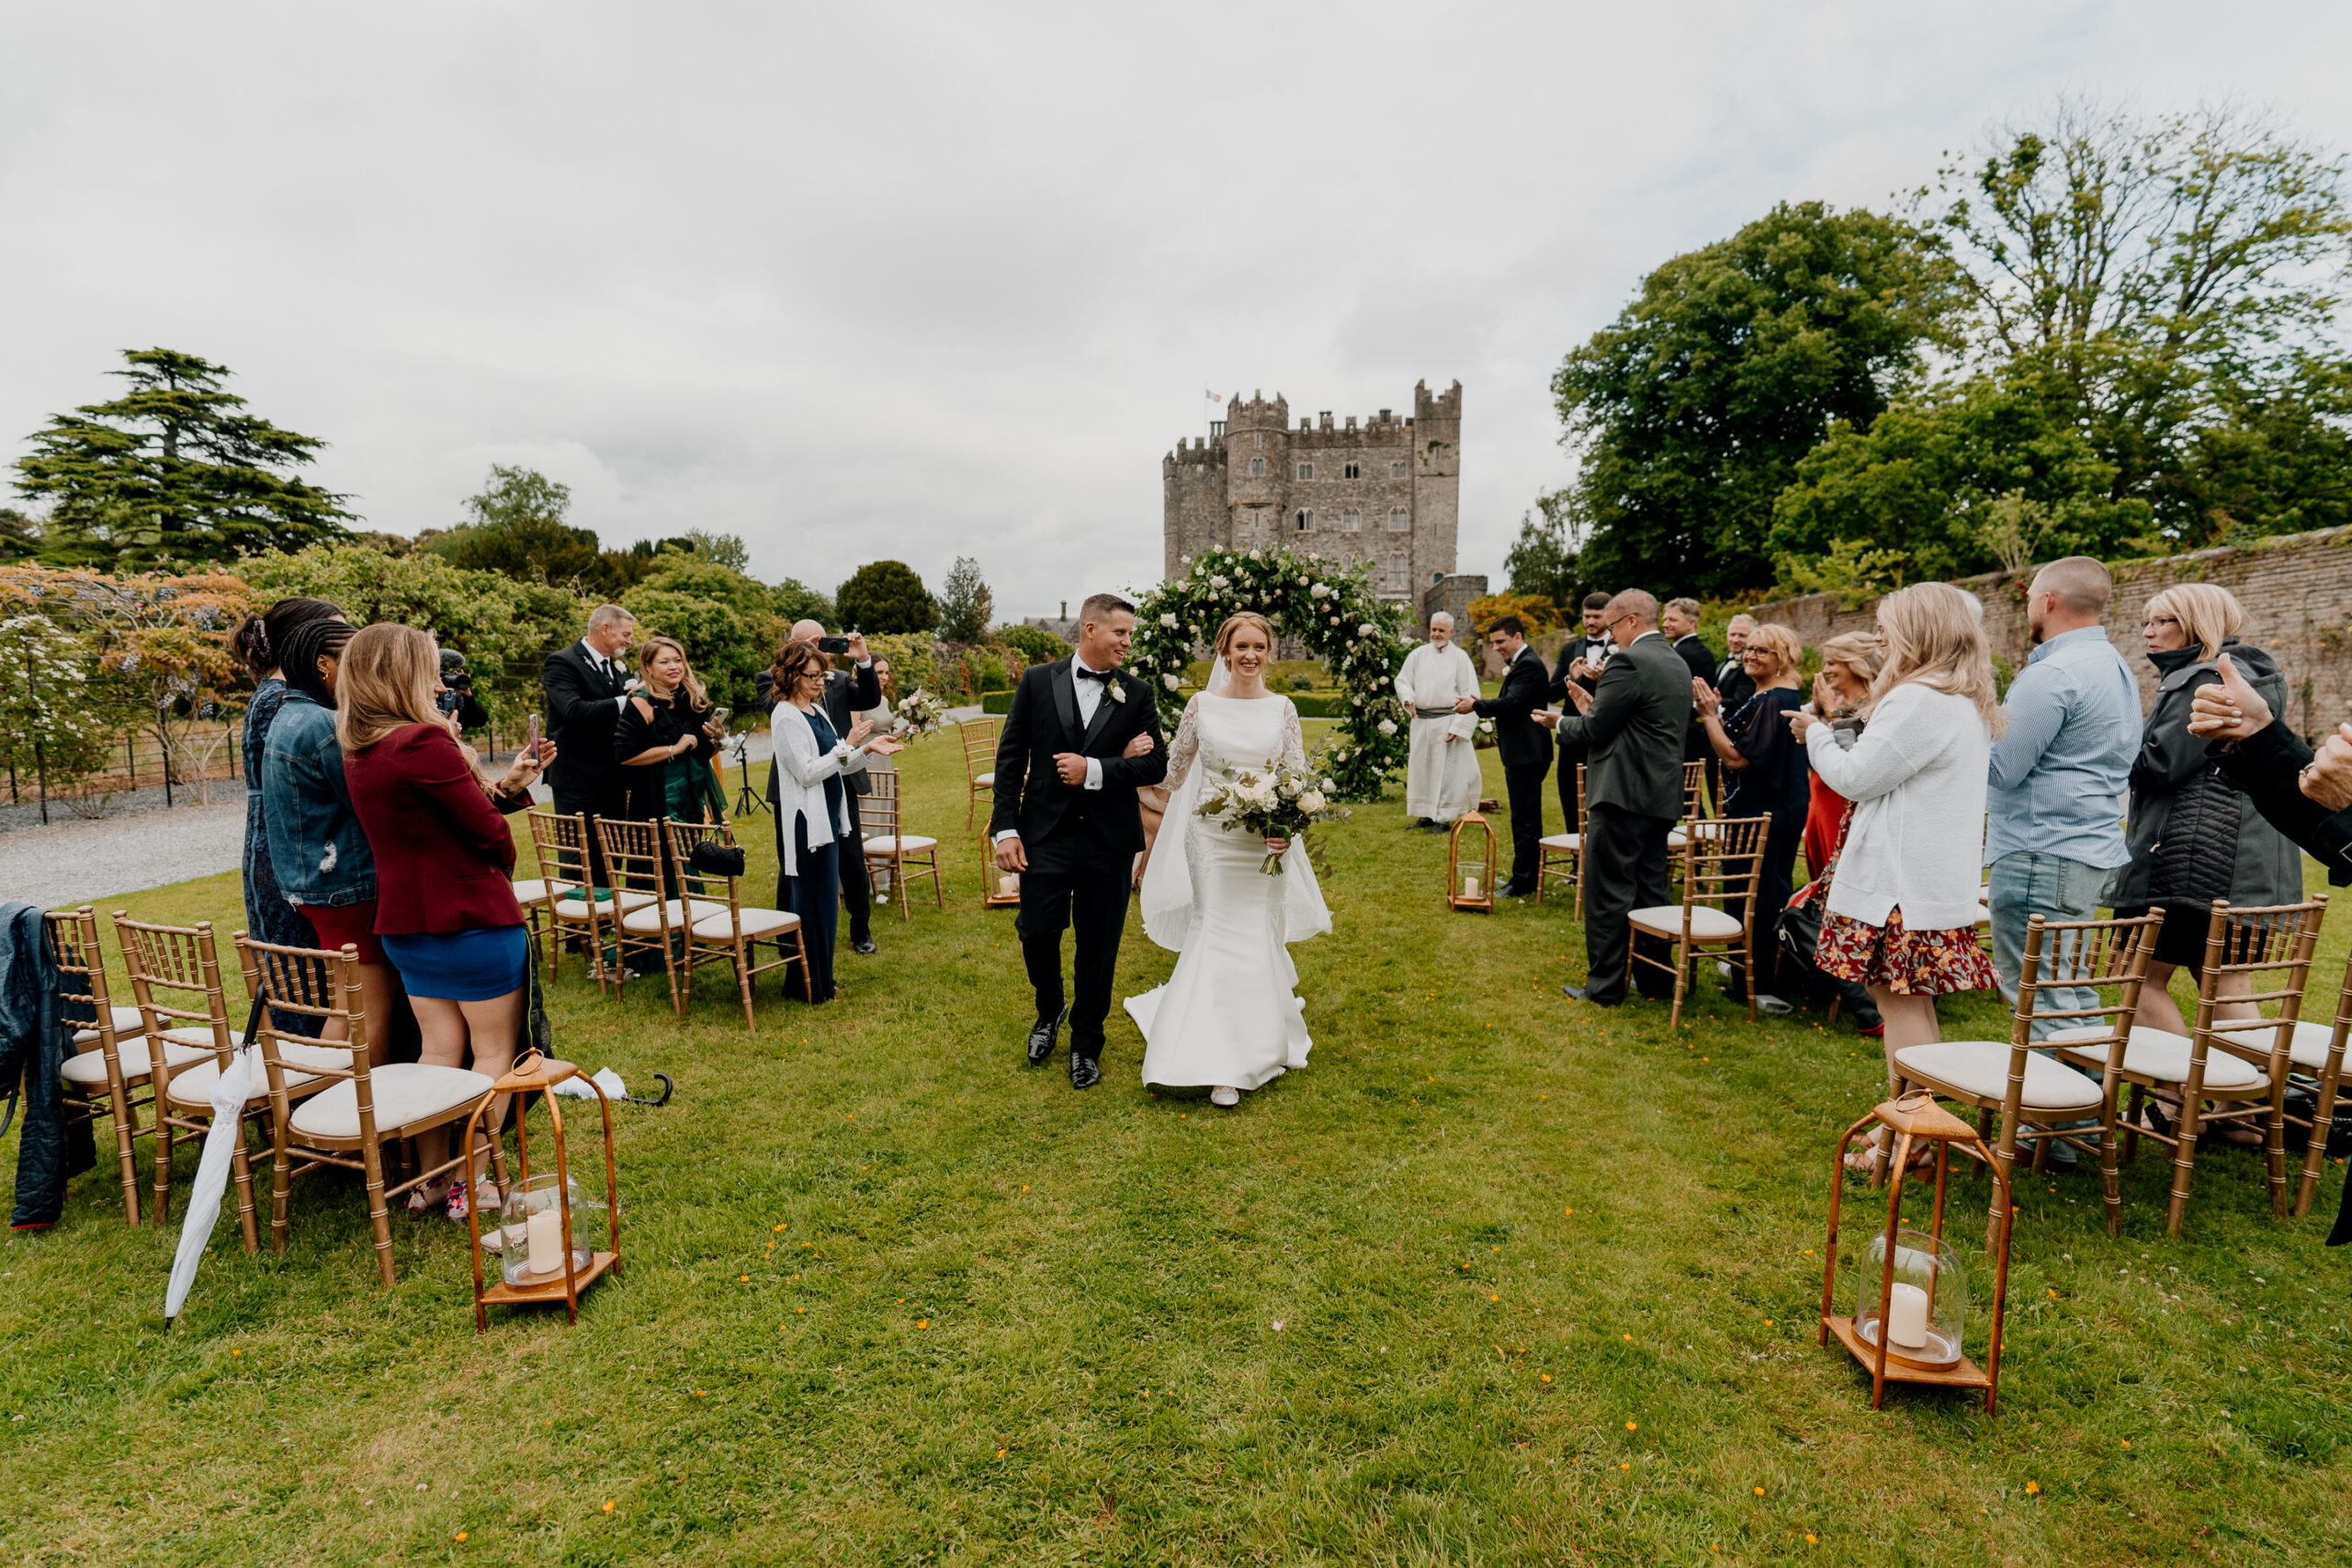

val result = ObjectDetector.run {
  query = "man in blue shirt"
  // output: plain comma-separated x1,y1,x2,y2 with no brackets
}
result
1984,557,2143,1036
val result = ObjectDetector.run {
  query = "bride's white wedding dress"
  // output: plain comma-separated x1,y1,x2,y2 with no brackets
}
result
1125,690,1332,1090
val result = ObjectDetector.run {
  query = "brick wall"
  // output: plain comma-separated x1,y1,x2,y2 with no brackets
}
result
1741,526,2352,734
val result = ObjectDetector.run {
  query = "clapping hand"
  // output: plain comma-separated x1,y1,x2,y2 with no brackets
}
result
2302,726,2352,812
1811,672,1838,715
1691,676,1720,720
1568,658,1598,683
1123,730,1157,759
2187,652,2274,741
1532,710,1560,730
848,717,876,747
1562,682,1593,715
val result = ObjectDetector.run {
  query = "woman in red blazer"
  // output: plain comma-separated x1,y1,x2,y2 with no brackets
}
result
339,624,552,1220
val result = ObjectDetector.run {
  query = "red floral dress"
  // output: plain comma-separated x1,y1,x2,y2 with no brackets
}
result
1807,798,1997,997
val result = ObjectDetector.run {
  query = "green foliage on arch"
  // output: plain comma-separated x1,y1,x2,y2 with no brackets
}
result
1128,547,1411,802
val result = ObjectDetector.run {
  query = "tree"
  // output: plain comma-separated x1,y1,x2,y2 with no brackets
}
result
676,529,750,571
619,588,763,711
1922,100,2352,549
934,556,994,643
437,466,605,585
1552,204,1962,596
836,560,936,634
0,607,116,801
1502,490,1581,604
996,622,1072,662
12,348,353,568
1465,591,1566,635
770,577,836,629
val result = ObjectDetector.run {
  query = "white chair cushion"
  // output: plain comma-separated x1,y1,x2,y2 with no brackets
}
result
863,835,937,854
72,1006,147,1045
691,907,802,941
60,1028,216,1086
167,1043,353,1108
511,878,551,904
2215,1019,2342,1072
619,898,726,933
2047,1024,2267,1091
1628,905,1744,942
1974,902,1992,928
289,1064,493,1140
1665,828,1686,848
1540,834,1581,851
552,889,656,920
1894,1042,2106,1113
974,772,994,789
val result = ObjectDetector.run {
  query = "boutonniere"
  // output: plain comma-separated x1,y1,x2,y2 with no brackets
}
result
1105,679,1125,704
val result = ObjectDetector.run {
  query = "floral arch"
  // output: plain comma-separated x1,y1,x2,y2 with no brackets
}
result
1126,546,1412,801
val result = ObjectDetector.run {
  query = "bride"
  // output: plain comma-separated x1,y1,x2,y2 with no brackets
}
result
1125,611,1332,1106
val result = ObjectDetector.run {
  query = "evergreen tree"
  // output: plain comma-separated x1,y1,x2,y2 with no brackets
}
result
438,466,605,584
836,560,935,634
13,348,353,568
934,556,994,643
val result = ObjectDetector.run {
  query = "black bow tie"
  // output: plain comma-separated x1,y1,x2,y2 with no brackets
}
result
1074,666,1114,682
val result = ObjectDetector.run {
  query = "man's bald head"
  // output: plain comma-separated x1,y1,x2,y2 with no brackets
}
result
2032,557,2111,615
1606,589,1658,627
789,619,825,644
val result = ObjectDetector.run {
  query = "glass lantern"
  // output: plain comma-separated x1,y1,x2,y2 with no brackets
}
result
1849,1226,1967,1371
500,1171,594,1289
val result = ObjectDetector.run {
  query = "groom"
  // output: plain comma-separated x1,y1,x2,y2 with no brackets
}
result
991,592,1169,1088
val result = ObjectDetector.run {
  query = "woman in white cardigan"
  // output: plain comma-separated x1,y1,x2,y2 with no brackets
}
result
770,638,899,1001
1792,582,2003,1102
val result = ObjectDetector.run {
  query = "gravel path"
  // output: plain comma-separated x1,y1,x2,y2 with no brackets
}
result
0,716,993,913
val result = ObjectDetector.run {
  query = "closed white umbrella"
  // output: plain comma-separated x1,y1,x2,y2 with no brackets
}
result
165,1004,264,1322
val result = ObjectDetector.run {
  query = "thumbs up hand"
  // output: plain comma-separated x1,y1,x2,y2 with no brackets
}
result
2301,726,2352,813
2187,652,2272,740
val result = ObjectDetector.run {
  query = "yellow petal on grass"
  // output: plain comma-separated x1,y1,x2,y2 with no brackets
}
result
1626,1421,1637,1431
2025,1480,2041,1495
602,1502,616,1513
1540,1374,1552,1383
1753,1486,1765,1495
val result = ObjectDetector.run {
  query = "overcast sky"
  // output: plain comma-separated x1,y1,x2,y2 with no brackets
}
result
4,3,2347,617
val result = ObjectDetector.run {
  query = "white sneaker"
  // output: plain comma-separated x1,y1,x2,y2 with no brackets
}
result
1757,994,1792,1016
1210,1086,1240,1108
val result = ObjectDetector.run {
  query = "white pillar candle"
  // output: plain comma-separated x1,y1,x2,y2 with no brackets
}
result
526,1206,563,1275
1464,875,1480,898
999,874,1019,897
1886,1281,1929,1348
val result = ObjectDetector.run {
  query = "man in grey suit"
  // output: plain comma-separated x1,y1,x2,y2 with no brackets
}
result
1544,590,1692,1007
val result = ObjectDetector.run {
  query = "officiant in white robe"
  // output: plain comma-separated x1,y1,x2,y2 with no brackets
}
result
1395,611,1482,828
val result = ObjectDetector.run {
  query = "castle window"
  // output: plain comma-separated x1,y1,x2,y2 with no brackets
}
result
1253,432,1264,449
1391,460,1408,478
1250,457,1265,477
1385,558,1408,592
1295,510,1313,532
1387,508,1409,531
1297,462,1313,481
1344,461,1361,479
1342,510,1362,531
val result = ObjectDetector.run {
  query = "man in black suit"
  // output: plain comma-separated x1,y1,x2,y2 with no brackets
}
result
541,604,639,891
1548,591,1692,1007
1547,591,1619,837
992,592,1169,1089
767,619,883,953
1706,613,1758,816
1455,615,1552,897
1663,597,1719,807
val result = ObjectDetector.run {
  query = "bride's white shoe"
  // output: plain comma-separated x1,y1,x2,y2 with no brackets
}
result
1210,1086,1240,1108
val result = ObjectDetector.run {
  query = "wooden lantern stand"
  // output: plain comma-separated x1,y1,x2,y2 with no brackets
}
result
1818,1091,2014,1414
1446,811,1498,913
980,836,1021,909
464,1050,622,1332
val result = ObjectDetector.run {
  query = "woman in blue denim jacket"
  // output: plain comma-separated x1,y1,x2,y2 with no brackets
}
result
262,620,401,1063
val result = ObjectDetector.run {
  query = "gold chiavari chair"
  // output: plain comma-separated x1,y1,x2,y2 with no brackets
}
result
1893,912,2160,1248
2052,897,2326,1237
1536,764,1586,916
595,817,724,1013
528,808,654,993
45,906,168,1224
860,771,943,919
1662,761,1709,887
2214,946,2352,1219
662,817,810,1025
236,935,502,1285
960,716,1000,829
1628,815,1770,1029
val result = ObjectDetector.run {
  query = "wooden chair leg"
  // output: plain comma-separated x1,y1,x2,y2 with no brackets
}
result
150,1094,175,1227
1668,942,1687,1032
1988,1106,2021,1253
735,938,756,1032
361,1136,396,1286
2098,1093,2124,1236
269,1121,295,1258
2165,1094,2203,1238
2295,1058,2344,1218
102,1078,143,1224
228,1114,261,1254
1744,931,1758,1024
2123,1085,2145,1165
2265,1083,2291,1217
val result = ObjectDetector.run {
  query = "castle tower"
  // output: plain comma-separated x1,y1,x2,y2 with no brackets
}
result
1411,378,1463,604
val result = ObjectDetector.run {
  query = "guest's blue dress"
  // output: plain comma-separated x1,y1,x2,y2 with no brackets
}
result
243,679,322,954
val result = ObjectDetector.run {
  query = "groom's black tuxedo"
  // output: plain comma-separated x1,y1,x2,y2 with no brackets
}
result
992,658,1169,1061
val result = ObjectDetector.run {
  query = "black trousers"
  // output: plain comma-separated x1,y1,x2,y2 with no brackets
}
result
1501,758,1552,889
838,790,872,945
551,780,626,893
1016,866,1130,1059
1581,803,1676,1004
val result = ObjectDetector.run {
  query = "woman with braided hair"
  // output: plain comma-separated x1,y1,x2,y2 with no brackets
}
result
230,596,345,962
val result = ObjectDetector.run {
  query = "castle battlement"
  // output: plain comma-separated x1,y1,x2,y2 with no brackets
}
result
1162,380,1461,612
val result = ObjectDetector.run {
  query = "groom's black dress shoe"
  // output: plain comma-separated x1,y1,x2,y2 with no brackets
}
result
1069,1054,1102,1090
1561,984,1622,1007
1026,1006,1068,1066
1497,879,1536,898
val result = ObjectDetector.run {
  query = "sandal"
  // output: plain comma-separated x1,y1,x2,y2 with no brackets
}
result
444,1180,471,1222
406,1179,448,1216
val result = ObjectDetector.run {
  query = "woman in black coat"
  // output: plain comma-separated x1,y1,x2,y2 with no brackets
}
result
613,635,729,828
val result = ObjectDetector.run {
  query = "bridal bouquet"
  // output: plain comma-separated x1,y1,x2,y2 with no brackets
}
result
1194,754,1350,874
895,689,947,735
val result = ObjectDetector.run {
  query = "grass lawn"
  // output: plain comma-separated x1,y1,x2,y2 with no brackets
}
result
4,723,2350,1566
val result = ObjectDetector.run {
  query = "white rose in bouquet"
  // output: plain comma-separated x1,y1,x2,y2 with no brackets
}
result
1163,672,1181,690
1297,788,1327,815
1159,613,1178,628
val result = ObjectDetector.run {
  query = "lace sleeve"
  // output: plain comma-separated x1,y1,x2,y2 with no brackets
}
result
1283,698,1307,770
1165,696,1204,793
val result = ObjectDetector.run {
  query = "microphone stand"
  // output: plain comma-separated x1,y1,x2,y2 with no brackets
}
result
730,731,764,818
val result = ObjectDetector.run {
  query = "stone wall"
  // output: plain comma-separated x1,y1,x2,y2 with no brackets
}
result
1741,527,2352,735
